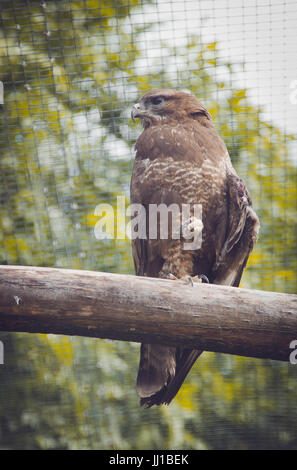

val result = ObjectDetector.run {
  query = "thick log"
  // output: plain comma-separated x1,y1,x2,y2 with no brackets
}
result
0,265,296,362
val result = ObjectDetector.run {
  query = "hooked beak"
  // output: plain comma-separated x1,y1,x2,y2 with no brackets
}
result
131,103,141,122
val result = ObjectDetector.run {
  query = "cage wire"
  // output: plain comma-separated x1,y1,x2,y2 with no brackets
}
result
0,0,297,450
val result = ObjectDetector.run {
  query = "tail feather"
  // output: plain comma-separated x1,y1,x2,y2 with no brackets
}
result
136,344,176,399
139,348,202,408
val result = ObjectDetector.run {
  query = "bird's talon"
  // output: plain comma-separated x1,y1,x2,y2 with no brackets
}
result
192,274,209,284
181,275,194,286
166,273,178,280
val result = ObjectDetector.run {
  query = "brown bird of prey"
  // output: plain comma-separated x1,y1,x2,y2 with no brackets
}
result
130,89,260,407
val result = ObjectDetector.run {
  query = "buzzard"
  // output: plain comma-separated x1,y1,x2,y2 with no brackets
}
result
130,89,259,407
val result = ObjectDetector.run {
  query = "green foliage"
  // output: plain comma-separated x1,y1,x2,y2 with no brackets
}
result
0,0,296,450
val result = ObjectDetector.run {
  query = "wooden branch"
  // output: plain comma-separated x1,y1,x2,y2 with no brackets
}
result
0,265,296,362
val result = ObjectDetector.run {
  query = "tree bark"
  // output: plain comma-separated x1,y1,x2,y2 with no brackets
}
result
0,265,296,362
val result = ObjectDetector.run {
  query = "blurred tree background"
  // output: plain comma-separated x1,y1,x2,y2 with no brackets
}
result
0,0,296,450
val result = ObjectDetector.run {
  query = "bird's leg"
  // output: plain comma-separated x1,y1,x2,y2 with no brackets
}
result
162,241,208,286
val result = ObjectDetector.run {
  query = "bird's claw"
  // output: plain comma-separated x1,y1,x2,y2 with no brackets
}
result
166,273,178,281
166,273,209,286
196,274,209,283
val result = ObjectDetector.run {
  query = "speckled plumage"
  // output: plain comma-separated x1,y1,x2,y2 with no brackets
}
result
130,89,259,407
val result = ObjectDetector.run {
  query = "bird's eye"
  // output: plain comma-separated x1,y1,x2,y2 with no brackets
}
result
151,96,164,106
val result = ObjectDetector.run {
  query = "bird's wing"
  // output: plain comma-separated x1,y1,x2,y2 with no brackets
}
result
212,168,260,287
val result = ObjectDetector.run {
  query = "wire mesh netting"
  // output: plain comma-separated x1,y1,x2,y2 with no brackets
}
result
0,0,296,450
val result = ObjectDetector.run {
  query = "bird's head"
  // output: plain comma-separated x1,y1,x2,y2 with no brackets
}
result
131,89,211,128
